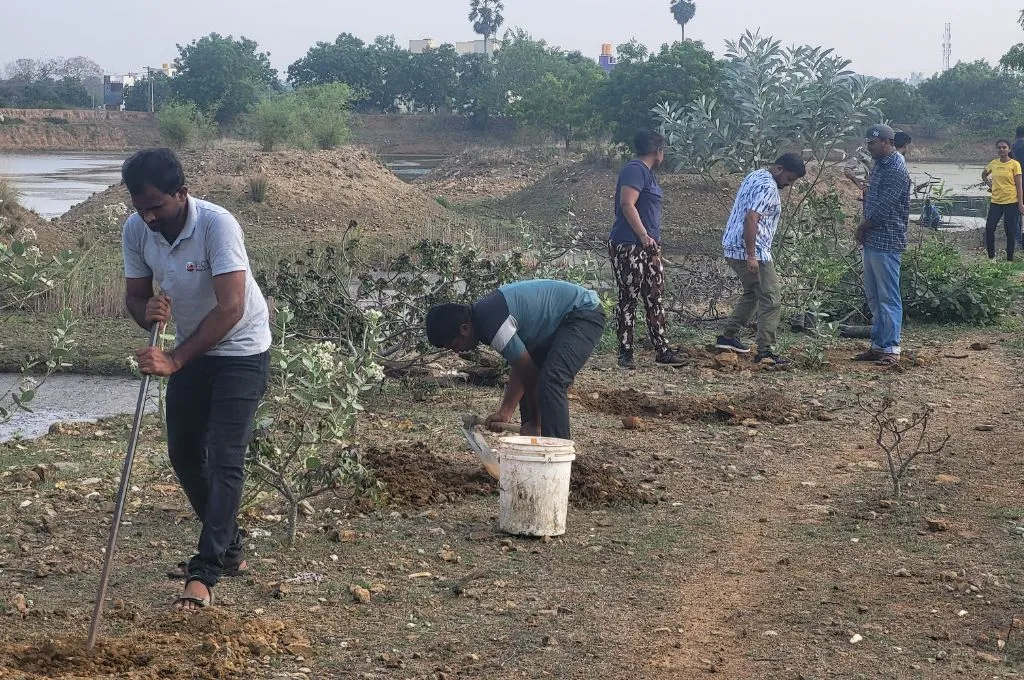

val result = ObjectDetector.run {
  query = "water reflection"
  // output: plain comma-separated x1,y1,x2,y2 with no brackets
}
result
0,152,126,219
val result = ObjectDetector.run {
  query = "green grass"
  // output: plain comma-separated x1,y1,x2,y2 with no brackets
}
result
0,312,145,375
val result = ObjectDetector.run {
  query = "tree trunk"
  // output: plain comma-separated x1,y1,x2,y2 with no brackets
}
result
483,36,489,59
681,24,686,41
286,501,298,546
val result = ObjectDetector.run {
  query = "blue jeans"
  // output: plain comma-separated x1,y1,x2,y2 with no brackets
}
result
862,247,903,354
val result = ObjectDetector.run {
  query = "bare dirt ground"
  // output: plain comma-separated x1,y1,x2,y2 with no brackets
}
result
1,325,1023,679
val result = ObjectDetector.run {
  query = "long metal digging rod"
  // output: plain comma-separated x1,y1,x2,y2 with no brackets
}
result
86,324,160,650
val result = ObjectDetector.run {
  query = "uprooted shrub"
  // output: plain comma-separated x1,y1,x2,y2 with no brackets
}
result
257,226,531,360
901,239,1021,324
777,185,1021,328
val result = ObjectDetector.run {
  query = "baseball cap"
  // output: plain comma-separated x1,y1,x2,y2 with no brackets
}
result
865,123,895,141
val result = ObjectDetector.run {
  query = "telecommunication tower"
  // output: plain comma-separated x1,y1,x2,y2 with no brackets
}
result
942,23,952,71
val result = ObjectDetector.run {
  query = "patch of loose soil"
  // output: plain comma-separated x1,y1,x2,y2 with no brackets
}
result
570,455,651,507
364,442,496,506
579,387,812,425
0,610,306,679
365,440,646,508
55,146,448,252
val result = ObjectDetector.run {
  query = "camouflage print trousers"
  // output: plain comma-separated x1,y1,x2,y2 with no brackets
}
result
607,241,670,356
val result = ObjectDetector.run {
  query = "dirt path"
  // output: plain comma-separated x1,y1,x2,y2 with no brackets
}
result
648,340,1024,678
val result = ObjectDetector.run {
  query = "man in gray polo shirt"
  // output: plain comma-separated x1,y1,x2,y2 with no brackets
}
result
121,148,270,610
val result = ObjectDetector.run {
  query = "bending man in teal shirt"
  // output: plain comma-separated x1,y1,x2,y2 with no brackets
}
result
426,280,606,439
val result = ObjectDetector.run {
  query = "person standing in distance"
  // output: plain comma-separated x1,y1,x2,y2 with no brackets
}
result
894,131,912,158
607,130,685,370
715,154,807,365
121,148,271,610
981,140,1024,261
1011,126,1024,163
853,124,911,366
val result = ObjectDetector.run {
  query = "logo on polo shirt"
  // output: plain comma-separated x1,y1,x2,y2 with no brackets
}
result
185,260,210,272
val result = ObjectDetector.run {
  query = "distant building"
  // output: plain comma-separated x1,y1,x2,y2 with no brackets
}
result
455,40,496,57
908,71,925,87
103,75,127,110
598,43,617,73
409,38,495,56
409,39,436,54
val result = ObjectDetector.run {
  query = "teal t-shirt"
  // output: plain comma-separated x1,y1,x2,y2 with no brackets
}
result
471,279,600,363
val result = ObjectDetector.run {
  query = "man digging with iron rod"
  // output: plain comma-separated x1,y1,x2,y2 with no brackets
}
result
121,148,271,610
425,279,605,440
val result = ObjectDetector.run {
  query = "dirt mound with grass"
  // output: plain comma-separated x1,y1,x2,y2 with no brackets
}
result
486,160,864,257
1,202,55,250
417,146,582,202
0,609,307,679
56,146,448,252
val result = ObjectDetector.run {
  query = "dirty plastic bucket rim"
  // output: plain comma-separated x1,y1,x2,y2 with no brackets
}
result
502,451,576,464
499,435,576,456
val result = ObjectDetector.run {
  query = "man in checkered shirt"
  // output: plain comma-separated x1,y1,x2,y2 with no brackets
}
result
853,124,911,366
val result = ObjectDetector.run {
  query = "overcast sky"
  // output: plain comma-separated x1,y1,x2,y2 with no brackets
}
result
3,0,1022,80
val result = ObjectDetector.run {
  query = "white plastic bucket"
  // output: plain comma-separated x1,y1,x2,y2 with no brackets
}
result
497,436,577,537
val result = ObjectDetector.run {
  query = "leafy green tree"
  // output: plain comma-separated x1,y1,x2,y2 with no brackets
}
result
295,82,353,149
511,53,607,147
124,71,173,112
54,77,90,108
173,33,279,123
468,0,505,56
17,78,89,109
252,95,298,150
364,35,412,113
918,60,1023,127
670,0,697,41
287,33,372,89
286,33,415,113
599,40,720,145
616,39,650,64
865,78,929,124
656,31,879,174
157,102,216,148
453,53,494,125
409,44,460,112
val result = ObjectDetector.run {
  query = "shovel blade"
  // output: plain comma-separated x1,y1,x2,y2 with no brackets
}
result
462,428,500,480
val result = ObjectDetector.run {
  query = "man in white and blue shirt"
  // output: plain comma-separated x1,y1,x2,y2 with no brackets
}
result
716,154,806,364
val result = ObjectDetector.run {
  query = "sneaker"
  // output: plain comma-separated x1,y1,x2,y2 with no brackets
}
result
715,335,750,354
618,350,636,370
754,350,791,366
655,350,687,367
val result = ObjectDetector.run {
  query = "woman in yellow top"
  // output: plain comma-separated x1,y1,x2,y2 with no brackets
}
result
981,139,1024,260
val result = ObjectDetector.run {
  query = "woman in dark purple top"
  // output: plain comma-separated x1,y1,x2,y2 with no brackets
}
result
608,130,683,368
